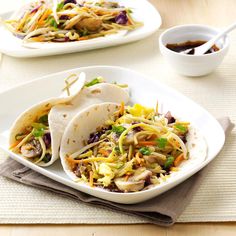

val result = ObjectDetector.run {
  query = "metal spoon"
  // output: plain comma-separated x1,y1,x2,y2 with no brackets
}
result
183,22,236,55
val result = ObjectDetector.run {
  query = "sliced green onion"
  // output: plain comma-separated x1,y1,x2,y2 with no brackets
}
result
32,128,45,138
164,156,174,169
112,125,126,135
156,137,167,149
139,147,151,155
32,123,46,138
174,124,187,133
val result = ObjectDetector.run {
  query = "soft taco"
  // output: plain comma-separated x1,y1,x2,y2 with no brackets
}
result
9,75,129,167
60,102,207,192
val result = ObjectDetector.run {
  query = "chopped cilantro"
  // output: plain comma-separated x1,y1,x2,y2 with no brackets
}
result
112,125,126,135
156,137,167,149
139,147,151,155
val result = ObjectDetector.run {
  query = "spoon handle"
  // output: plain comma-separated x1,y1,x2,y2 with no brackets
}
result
195,22,236,55
210,22,236,44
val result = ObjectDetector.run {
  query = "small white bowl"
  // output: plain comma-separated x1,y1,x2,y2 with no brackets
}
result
159,24,229,77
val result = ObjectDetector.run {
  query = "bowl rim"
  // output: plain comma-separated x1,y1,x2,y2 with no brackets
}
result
159,24,230,58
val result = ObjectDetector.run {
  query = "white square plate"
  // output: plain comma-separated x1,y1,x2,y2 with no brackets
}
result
0,0,161,58
0,66,225,204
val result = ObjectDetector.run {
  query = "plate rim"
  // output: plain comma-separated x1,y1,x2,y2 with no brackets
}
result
0,65,225,204
0,0,162,58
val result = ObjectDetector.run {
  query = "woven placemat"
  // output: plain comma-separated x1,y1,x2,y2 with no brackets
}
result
0,29,236,224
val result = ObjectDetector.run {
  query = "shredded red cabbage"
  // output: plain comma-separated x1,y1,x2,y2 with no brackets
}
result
115,11,128,25
30,5,41,14
43,133,51,149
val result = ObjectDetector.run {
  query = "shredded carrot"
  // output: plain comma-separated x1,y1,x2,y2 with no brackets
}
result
78,36,89,41
127,19,132,25
119,101,125,116
30,22,38,31
98,149,109,157
38,9,52,24
66,156,77,169
174,153,184,167
9,141,21,150
31,36,45,42
138,140,156,146
147,134,157,140
124,172,132,181
140,158,145,166
37,22,45,26
169,137,181,149
126,13,134,25
89,171,94,187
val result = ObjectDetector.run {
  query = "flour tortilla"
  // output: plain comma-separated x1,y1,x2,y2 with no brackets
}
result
49,83,129,167
60,103,120,180
9,80,129,167
9,73,86,166
60,102,207,181
184,126,207,169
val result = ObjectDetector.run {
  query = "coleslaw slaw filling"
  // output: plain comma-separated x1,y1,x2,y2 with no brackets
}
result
67,103,190,192
5,0,143,43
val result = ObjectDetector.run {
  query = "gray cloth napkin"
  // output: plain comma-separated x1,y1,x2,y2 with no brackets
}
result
0,117,234,226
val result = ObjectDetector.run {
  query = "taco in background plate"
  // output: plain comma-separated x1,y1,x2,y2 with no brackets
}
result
9,74,129,167
60,102,207,192
4,0,142,46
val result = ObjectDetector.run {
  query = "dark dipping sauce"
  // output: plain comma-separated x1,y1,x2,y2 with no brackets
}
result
166,40,220,55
